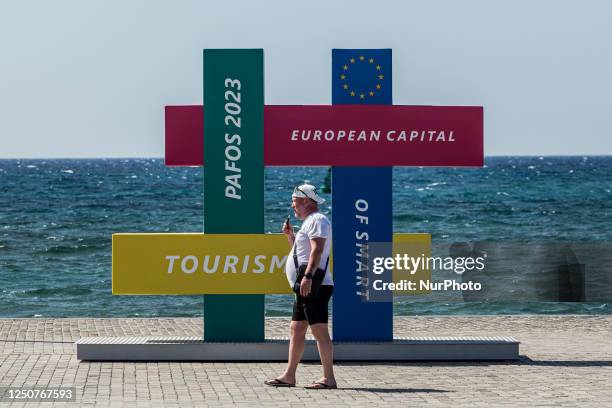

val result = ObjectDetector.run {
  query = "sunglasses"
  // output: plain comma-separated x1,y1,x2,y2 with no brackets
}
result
293,186,317,201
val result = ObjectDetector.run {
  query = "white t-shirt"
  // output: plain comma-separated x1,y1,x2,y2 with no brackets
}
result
285,211,333,287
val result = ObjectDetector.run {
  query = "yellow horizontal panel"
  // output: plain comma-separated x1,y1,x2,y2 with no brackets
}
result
112,233,294,295
112,233,430,295
392,233,432,295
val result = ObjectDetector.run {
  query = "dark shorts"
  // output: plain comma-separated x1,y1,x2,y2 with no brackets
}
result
292,285,334,325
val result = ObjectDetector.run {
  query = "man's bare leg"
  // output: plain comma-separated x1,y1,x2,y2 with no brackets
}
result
275,320,308,384
310,323,336,386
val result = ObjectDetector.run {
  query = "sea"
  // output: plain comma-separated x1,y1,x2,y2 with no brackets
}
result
0,156,610,318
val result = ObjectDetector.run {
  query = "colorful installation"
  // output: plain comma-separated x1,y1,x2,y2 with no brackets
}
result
112,48,483,343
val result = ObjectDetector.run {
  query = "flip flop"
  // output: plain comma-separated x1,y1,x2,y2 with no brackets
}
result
304,381,337,389
264,378,296,387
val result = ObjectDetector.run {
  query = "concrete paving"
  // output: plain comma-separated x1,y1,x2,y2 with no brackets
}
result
0,315,610,407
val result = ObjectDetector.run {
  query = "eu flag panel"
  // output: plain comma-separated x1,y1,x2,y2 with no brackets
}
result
332,49,392,105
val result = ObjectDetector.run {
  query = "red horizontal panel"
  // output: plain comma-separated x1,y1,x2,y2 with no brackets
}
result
165,105,483,167
164,106,203,166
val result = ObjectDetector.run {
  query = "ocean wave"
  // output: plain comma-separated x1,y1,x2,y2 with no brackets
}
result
37,243,109,255
19,286,93,297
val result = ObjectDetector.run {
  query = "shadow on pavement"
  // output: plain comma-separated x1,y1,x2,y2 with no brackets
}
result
515,355,612,367
302,356,612,367
337,387,451,393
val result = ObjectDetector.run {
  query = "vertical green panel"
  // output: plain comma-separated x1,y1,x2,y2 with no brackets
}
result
203,49,264,342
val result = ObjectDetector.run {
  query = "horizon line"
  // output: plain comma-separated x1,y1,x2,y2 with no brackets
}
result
1,154,611,160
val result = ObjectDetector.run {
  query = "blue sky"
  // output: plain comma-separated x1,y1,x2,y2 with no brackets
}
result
0,0,610,158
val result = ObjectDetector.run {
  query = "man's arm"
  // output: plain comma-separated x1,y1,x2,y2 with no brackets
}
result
300,237,325,296
306,237,325,275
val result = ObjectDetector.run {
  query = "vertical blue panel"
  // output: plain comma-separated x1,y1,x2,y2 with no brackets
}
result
331,49,393,341
331,167,393,341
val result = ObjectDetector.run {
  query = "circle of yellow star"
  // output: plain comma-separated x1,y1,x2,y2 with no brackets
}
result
341,56,385,100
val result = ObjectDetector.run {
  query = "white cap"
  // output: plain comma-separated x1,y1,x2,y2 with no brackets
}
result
292,183,326,204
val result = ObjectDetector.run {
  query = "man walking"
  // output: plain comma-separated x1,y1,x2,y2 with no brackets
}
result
265,183,336,389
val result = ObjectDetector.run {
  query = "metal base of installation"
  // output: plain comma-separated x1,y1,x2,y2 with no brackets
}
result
76,336,520,361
